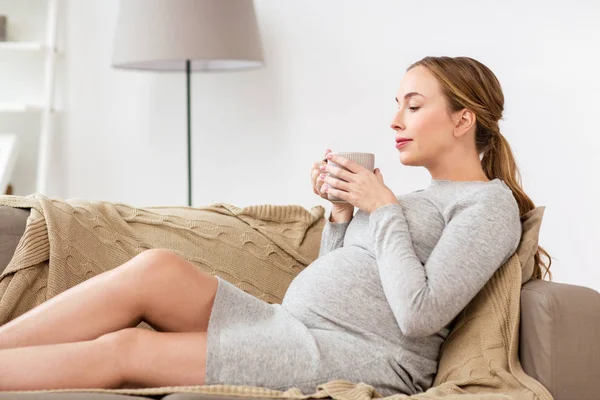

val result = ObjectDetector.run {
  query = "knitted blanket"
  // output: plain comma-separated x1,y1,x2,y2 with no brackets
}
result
0,193,553,400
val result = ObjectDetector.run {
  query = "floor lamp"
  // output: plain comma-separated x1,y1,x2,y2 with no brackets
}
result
111,0,264,207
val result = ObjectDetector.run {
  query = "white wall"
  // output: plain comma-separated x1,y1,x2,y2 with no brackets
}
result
6,0,600,291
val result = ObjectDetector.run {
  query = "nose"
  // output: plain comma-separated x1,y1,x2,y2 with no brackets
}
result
390,110,404,131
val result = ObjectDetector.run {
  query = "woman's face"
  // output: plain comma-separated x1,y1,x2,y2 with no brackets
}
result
390,66,461,169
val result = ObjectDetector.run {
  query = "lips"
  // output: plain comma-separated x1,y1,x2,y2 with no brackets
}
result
395,138,413,143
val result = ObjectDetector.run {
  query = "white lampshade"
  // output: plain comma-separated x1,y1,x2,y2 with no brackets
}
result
111,0,264,71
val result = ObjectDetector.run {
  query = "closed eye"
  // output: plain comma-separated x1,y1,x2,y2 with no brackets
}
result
409,107,420,112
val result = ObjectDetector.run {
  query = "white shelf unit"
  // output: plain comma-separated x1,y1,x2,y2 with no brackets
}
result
0,102,45,112
0,41,45,51
0,0,59,196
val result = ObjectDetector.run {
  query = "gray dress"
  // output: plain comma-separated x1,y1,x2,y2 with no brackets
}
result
204,178,522,397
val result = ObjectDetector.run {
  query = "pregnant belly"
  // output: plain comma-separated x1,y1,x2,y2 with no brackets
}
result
281,247,393,333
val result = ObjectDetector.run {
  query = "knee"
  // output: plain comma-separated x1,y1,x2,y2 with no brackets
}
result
128,248,191,279
98,326,140,344
117,249,211,306
96,328,142,387
137,248,182,265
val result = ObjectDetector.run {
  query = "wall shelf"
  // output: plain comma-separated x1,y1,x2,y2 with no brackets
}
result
0,41,45,51
0,103,45,113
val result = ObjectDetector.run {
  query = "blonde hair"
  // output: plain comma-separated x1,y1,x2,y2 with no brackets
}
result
408,56,552,280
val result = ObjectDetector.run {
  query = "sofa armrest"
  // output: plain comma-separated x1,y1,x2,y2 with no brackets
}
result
520,279,600,400
0,206,30,275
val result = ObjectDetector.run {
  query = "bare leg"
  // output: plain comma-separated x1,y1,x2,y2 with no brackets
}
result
118,328,208,389
0,337,123,390
0,249,219,350
0,327,208,391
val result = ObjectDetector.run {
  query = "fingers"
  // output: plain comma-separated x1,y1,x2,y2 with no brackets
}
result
311,167,321,181
326,154,359,174
311,150,332,171
311,150,332,197
311,158,328,170
317,172,330,199
311,162,326,182
318,179,327,196
311,164,325,196
313,160,352,183
311,169,322,194
312,152,330,182
316,176,327,199
322,164,352,183
321,174,349,193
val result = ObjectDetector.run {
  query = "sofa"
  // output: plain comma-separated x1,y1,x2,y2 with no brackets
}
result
1,205,599,400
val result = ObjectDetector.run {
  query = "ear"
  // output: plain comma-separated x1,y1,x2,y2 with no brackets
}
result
453,108,476,139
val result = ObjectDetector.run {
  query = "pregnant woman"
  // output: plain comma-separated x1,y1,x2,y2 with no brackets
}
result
0,56,551,396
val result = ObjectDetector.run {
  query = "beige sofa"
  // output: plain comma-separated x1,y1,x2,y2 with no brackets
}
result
0,205,599,400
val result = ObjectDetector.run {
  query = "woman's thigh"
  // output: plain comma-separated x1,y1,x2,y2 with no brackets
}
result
103,327,209,388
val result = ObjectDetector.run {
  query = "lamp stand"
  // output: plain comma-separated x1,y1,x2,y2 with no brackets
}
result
186,59,192,207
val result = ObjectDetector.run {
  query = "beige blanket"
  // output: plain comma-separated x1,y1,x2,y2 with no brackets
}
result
0,193,553,400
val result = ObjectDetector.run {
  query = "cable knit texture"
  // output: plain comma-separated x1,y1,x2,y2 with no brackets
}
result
0,193,552,400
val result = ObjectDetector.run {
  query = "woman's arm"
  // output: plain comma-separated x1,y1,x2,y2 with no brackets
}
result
369,189,522,338
318,206,354,258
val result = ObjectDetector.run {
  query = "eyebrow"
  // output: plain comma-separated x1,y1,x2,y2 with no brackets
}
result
395,92,424,103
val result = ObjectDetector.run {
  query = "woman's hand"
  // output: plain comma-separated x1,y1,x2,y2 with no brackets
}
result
319,153,400,213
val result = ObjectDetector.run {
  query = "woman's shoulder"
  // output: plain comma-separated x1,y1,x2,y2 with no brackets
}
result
403,178,515,209
466,179,516,208
452,180,521,234
395,178,520,225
